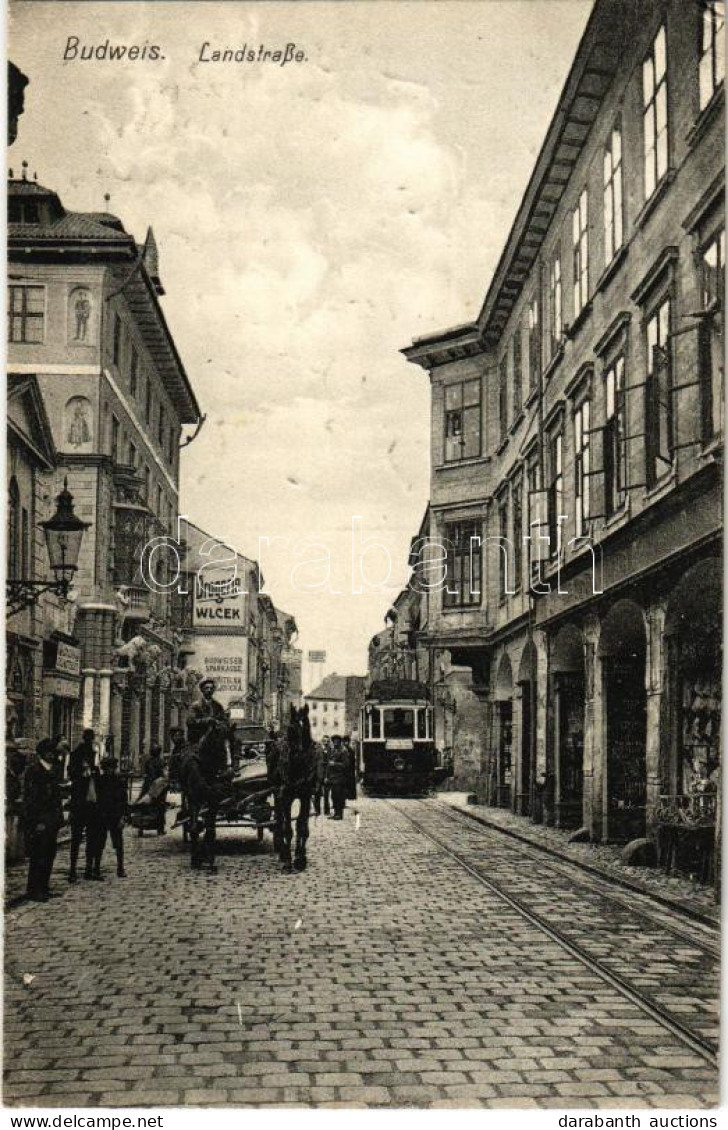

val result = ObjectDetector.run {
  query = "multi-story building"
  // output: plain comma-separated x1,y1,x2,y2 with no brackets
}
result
305,674,366,743
8,172,203,766
404,0,723,862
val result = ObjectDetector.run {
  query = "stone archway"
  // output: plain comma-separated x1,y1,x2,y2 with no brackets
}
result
552,624,585,829
516,641,537,816
599,599,647,841
493,654,514,809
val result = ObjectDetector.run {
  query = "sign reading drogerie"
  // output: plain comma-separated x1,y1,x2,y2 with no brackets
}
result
193,568,247,626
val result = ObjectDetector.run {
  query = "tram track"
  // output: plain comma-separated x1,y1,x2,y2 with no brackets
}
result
387,798,719,1071
431,800,720,960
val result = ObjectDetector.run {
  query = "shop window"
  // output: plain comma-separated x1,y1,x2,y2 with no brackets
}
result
574,399,591,538
603,122,624,265
443,520,482,609
699,1,725,111
8,284,45,344
645,296,673,486
604,355,627,515
572,190,589,318
699,228,724,442
444,378,481,462
643,25,669,201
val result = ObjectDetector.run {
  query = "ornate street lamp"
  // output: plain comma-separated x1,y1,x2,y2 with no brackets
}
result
6,478,91,616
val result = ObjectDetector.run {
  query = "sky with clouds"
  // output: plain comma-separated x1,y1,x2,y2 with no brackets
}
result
10,0,590,687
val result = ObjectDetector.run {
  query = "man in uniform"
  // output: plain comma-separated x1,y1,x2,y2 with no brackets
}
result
327,735,350,820
23,739,64,901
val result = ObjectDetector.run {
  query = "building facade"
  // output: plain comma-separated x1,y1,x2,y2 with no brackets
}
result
404,0,723,863
305,673,366,743
8,173,203,769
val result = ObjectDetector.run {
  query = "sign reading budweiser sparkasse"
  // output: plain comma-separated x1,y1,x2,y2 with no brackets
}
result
193,566,247,626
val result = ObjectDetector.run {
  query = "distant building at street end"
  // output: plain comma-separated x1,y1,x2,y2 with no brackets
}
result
304,673,367,743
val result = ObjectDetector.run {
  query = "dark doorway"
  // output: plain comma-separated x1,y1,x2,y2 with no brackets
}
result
605,656,647,841
557,673,585,828
519,689,532,815
498,700,513,809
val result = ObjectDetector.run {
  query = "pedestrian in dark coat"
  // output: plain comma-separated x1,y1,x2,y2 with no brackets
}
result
167,728,186,790
90,757,128,878
343,736,358,801
67,728,97,883
327,736,350,820
179,749,223,873
312,742,329,816
23,739,64,901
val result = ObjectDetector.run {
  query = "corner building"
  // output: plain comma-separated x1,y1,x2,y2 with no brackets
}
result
8,174,203,761
404,0,723,863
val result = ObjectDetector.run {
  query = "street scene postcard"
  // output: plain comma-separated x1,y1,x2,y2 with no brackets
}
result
3,0,723,1119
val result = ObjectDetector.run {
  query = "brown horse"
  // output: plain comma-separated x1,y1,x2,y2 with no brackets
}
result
268,705,315,872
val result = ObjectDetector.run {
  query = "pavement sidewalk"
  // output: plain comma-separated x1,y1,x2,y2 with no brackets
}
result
438,792,720,926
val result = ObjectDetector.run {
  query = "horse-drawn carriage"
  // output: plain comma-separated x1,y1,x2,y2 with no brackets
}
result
174,703,315,872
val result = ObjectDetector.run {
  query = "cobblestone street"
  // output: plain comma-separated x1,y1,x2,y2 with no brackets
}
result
3,797,719,1109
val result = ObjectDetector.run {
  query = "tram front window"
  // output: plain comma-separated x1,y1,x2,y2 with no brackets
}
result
383,708,415,739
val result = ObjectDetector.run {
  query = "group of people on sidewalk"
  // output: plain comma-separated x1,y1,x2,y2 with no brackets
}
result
312,734,357,820
22,729,128,901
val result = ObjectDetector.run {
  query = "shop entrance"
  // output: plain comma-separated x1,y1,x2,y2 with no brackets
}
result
552,624,585,829
494,654,513,809
600,600,647,842
516,641,537,816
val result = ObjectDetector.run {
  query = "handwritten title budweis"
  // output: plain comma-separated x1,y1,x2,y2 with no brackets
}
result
62,36,308,67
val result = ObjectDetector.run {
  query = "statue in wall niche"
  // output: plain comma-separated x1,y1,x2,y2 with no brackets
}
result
66,397,92,448
68,287,94,345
